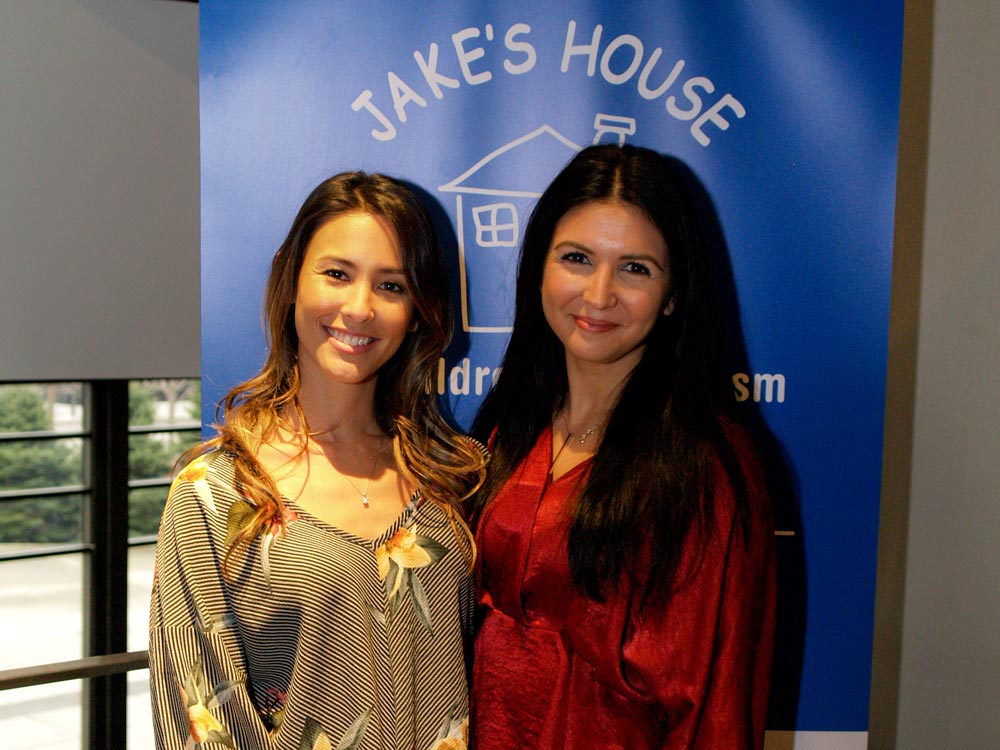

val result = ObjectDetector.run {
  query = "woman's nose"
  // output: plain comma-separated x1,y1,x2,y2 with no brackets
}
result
582,267,616,309
342,283,375,321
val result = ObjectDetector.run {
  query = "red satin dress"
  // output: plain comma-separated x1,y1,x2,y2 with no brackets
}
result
471,426,776,750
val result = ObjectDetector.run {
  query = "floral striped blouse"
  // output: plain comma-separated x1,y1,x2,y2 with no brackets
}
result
149,450,472,750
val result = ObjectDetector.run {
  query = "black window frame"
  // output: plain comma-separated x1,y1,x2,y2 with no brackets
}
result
0,378,199,750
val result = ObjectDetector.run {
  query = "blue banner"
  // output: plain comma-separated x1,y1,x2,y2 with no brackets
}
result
201,2,904,742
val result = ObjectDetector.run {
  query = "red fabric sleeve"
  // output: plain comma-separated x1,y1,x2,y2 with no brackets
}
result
622,450,776,750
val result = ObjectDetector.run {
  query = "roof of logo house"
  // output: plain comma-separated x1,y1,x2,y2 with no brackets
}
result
439,125,581,198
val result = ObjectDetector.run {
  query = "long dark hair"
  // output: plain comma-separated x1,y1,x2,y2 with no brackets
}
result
472,144,749,601
187,172,486,569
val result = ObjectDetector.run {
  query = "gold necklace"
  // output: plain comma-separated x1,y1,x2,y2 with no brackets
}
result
565,412,602,445
341,438,385,508
550,415,602,474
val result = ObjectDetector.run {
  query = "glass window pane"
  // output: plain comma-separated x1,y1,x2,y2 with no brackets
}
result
127,670,153,749
0,494,84,545
0,553,83,671
0,384,85,749
0,680,83,750
128,430,199,483
171,429,201,462
0,438,84,493
128,545,155,653
129,379,200,428
129,433,176,482
0,383,84,433
129,487,168,539
129,547,155,744
52,383,86,432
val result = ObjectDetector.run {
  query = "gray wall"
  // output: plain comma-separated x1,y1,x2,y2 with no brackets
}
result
871,0,1000,747
0,0,199,379
1,0,998,746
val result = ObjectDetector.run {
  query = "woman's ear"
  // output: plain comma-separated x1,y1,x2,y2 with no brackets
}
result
662,292,676,316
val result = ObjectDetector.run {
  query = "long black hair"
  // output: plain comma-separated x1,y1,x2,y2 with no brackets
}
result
471,144,750,601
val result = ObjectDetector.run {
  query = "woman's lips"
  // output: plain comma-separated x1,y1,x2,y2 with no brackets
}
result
572,315,617,333
325,326,376,350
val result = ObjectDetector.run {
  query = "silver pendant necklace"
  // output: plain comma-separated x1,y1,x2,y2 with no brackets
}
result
343,438,385,508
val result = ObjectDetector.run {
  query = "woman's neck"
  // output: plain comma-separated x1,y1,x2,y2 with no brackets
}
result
560,357,633,428
290,375,383,443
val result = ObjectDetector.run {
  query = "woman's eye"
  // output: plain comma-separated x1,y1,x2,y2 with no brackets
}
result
323,268,348,281
378,280,407,295
559,251,589,264
622,261,651,276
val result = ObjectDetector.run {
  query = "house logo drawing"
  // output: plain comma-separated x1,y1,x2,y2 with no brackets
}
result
438,116,635,332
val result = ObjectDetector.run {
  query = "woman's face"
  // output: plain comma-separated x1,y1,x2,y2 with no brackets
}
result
541,200,674,374
293,212,415,387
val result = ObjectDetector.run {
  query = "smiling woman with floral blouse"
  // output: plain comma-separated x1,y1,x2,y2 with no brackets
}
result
148,172,486,750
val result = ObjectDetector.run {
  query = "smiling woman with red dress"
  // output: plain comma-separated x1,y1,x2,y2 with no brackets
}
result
470,144,776,750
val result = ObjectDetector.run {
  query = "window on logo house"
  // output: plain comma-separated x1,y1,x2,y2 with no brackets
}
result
472,203,519,247
0,378,200,750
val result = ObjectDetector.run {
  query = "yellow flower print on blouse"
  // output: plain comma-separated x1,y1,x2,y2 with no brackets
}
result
178,656,240,748
376,528,432,595
375,526,448,632
187,704,225,745
428,711,469,750
175,457,216,514
299,709,372,750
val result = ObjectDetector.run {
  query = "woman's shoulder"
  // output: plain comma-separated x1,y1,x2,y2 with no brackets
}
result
706,414,773,531
174,448,237,484
708,413,763,471
167,449,240,514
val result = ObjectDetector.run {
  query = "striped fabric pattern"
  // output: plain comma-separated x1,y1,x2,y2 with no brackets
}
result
149,450,472,750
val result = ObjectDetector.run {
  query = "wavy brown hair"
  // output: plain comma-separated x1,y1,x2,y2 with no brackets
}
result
183,172,486,570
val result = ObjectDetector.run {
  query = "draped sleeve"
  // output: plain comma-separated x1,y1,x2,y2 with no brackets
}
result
620,437,776,750
148,452,272,750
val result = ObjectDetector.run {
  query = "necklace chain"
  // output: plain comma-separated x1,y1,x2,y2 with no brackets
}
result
565,411,602,445
340,438,385,509
550,414,602,475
